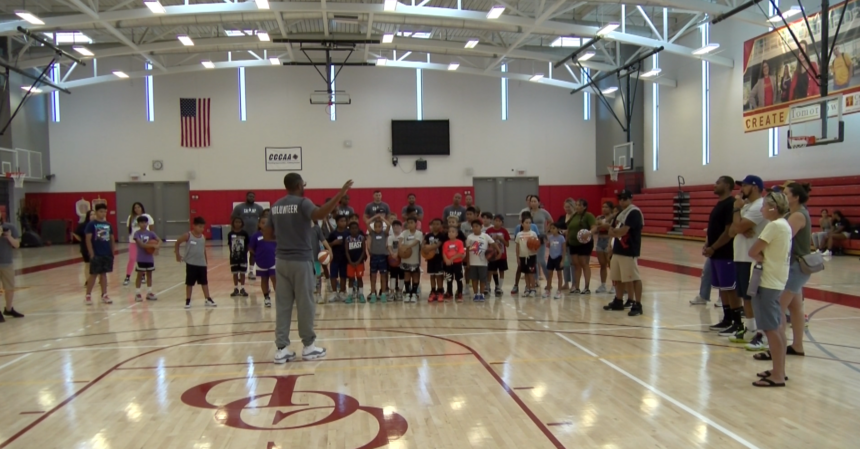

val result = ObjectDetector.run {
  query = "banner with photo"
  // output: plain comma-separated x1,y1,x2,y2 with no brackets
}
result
742,0,860,132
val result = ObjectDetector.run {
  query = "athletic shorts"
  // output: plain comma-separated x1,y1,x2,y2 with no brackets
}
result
330,261,348,279
444,263,463,281
610,254,640,282
519,256,536,273
488,258,508,272
595,237,611,252
231,262,248,274
90,255,114,275
735,261,752,300
427,258,444,275
710,259,736,290
0,265,14,291
81,251,91,264
256,265,276,278
784,261,811,294
752,287,782,331
468,265,488,282
185,264,208,286
347,263,365,279
135,262,155,272
568,240,594,257
369,255,388,274
389,265,403,280
546,255,563,272
401,263,420,273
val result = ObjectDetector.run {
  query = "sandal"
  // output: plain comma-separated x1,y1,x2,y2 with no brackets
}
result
753,351,772,361
756,370,788,380
752,378,785,387
786,345,805,356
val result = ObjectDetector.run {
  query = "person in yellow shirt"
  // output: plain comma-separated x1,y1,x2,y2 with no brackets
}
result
832,47,853,90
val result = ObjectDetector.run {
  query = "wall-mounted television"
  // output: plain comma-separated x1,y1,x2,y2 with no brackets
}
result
391,120,450,156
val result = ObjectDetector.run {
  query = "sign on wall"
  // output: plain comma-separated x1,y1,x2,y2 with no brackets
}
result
265,147,302,171
742,1,860,132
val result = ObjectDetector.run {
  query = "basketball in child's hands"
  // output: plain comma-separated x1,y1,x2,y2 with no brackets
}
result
318,251,332,266
444,246,463,263
526,237,541,251
421,245,436,260
577,229,593,243
485,245,498,262
388,255,401,267
144,242,158,255
398,246,413,259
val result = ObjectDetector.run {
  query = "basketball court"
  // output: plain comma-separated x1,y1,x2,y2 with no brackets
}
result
2,0,860,448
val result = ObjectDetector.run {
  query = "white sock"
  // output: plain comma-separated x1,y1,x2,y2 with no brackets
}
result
135,288,141,294
745,318,756,331
147,287,153,293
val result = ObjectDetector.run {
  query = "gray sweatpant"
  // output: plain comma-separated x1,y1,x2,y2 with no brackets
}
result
274,259,317,348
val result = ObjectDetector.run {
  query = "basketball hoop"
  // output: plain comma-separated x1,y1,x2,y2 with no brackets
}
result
607,166,623,182
4,172,25,189
788,135,816,149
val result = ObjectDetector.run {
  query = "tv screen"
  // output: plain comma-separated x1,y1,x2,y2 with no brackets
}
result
391,120,450,156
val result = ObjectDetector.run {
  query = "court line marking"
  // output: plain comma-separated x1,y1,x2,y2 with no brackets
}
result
0,354,30,372
555,332,760,449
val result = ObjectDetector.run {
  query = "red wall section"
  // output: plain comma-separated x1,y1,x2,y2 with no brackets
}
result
26,192,117,242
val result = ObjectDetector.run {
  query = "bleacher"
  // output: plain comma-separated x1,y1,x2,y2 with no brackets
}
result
636,175,860,255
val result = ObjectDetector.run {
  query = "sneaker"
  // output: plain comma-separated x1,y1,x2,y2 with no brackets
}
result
85,294,93,305
134,293,143,302
3,308,24,318
495,287,502,297
205,298,217,307
729,326,750,343
628,303,643,316
455,293,463,302
443,293,453,302
264,296,272,308
239,288,249,297
580,289,591,295
146,293,157,301
623,298,634,309
302,344,327,360
328,293,339,303
122,276,130,286
542,289,550,298
745,333,767,351
185,299,191,309
595,285,607,294
101,295,113,304
368,293,377,304
345,294,354,304
522,290,531,298
603,299,625,311
358,294,366,304
230,288,240,297
380,293,388,303
248,272,257,281
553,290,561,299
274,347,296,364
473,294,480,302
571,288,581,294
718,322,742,337
511,285,519,295
476,294,486,302
822,250,832,257
428,292,436,303
708,317,733,331
690,296,709,305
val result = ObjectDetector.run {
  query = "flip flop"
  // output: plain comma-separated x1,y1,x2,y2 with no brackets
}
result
756,370,788,380
787,345,805,356
752,378,785,387
753,351,772,361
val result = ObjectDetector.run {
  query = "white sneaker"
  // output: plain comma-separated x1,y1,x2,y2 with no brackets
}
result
205,298,217,307
690,296,709,305
264,296,272,308
248,272,257,281
274,347,296,364
822,250,832,257
595,284,607,294
541,289,550,298
302,344,327,360
553,290,561,299
328,293,339,303
134,293,143,302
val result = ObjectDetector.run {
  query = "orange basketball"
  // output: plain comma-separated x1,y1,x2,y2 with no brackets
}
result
388,255,401,267
318,251,332,266
398,246,413,259
485,245,498,261
421,245,436,260
144,246,157,255
526,237,541,251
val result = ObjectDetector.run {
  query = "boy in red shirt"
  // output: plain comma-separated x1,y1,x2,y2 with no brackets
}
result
442,226,466,302
486,214,510,297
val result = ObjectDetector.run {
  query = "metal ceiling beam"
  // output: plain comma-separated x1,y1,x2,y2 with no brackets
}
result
485,0,568,72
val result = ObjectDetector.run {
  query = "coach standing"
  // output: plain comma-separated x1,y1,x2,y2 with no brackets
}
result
265,173,353,363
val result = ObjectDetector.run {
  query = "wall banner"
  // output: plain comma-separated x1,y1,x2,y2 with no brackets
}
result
265,147,302,171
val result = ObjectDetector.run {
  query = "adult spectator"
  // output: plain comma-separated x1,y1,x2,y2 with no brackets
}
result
823,210,850,256
728,175,767,344
812,209,831,251
0,209,22,321
567,199,596,294
526,195,553,285
335,194,355,218
401,193,424,222
232,192,265,280
364,190,391,225
123,202,154,286
556,198,577,290
705,176,740,336
443,193,467,222
265,173,353,364
603,190,644,316
464,194,474,210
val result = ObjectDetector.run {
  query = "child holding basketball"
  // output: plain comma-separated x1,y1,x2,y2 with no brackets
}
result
311,220,333,300
368,218,390,303
250,216,277,308
387,220,404,300
327,215,350,302
545,223,566,299
443,225,466,302
515,217,539,297
486,214,510,297
399,217,423,303
175,217,216,309
466,220,498,302
227,217,249,297
424,218,446,302
345,222,367,304
133,216,161,302
511,211,540,295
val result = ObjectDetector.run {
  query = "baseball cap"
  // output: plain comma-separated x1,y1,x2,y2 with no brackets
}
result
617,189,634,200
772,180,795,192
735,175,764,192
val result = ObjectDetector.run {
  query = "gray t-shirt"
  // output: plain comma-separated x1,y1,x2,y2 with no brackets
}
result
368,229,389,255
311,223,326,250
335,205,355,219
528,208,553,235
401,204,424,217
183,232,207,267
364,201,391,218
267,195,317,261
443,205,467,222
0,223,20,265
231,202,265,235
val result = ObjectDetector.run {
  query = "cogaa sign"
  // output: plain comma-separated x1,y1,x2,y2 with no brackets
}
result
265,146,303,171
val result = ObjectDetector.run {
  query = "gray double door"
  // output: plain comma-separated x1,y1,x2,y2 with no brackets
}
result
115,182,191,242
472,177,539,232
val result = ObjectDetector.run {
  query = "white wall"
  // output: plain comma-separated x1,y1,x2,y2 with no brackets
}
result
40,62,597,192
646,20,860,188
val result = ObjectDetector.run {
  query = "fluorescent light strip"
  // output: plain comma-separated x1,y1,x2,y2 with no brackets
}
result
652,53,659,171
269,58,280,66
239,67,247,121
72,46,94,56
529,73,544,82
583,67,590,121
144,1,166,14
501,63,508,121
550,37,581,47
578,51,595,61
376,58,388,66
465,39,479,48
382,34,394,43
202,60,215,69
384,0,397,11
597,23,620,35
487,6,505,19
416,69,423,120
602,86,618,94
177,35,194,46
257,31,270,42
113,71,129,78
50,64,60,122
21,86,42,93
448,63,460,71
145,62,154,122
692,43,719,55
255,0,269,10
768,6,801,22
15,11,44,25
641,68,662,78
330,65,336,122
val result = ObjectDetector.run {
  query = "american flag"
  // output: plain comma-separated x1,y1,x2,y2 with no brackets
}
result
180,98,210,147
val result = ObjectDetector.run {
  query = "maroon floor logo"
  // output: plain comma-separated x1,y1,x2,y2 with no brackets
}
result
181,374,407,449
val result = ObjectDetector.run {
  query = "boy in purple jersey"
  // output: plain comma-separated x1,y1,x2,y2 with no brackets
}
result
133,215,161,302
250,215,277,308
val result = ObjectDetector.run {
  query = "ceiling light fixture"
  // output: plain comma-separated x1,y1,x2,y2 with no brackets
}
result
578,51,595,61
15,11,44,25
641,68,662,78
376,58,388,66
448,63,460,71
692,43,720,55
177,35,194,46
465,39,479,48
113,71,130,78
383,0,398,11
487,6,505,19
768,6,801,22
382,33,394,43
72,46,94,56
550,37,581,48
21,86,42,93
255,0,270,10
202,60,215,69
143,1,166,14
596,23,620,35
529,73,544,82
257,31,270,41
269,57,281,65
602,86,618,94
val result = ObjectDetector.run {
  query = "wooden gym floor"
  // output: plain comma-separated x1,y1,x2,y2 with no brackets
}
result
1,238,859,448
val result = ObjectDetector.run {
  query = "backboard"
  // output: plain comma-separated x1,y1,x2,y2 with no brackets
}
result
613,142,634,171
310,91,352,105
787,93,844,149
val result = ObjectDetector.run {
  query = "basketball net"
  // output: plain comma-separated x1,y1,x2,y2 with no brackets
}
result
788,135,816,149
607,166,622,182
4,172,25,189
